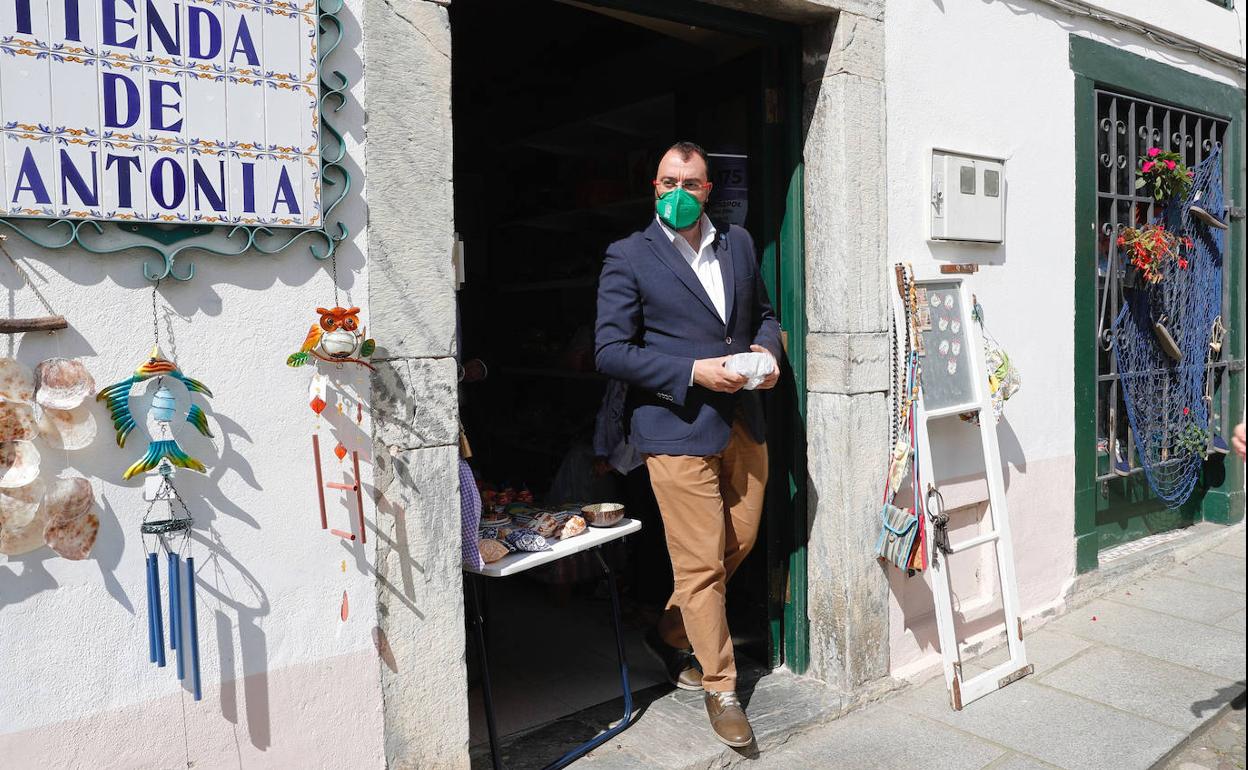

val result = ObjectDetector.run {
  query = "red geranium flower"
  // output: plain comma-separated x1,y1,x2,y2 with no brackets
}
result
1148,147,1161,158
1142,160,1156,173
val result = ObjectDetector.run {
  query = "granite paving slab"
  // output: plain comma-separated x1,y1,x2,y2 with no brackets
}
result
887,676,1185,770
1105,575,1246,625
1051,601,1247,681
1038,646,1239,732
1166,552,1247,592
750,702,1005,770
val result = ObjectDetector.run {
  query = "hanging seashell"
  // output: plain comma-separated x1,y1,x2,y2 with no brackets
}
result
0,440,39,488
0,358,36,403
34,358,96,411
149,385,176,423
43,476,93,525
0,401,39,442
36,403,98,451
0,478,45,533
43,510,99,560
0,501,48,555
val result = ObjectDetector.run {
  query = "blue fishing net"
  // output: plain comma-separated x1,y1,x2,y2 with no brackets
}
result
1110,148,1225,507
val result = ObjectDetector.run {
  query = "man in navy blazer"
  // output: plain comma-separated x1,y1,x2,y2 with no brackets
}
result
595,142,782,748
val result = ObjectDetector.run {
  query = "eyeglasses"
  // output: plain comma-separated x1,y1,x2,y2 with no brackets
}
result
654,178,710,193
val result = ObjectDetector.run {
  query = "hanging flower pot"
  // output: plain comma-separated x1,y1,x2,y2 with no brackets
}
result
1117,224,1190,284
1135,147,1194,203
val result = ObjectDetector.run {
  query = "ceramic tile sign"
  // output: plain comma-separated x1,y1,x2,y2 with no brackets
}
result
1,0,320,227
915,279,977,412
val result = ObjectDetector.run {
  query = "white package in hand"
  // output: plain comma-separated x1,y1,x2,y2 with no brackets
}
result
726,352,775,390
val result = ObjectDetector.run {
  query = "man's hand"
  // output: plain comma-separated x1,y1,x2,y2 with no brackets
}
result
1233,422,1246,460
694,356,748,393
751,345,780,390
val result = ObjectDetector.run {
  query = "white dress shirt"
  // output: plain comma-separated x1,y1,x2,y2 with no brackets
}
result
656,214,726,386
656,213,726,322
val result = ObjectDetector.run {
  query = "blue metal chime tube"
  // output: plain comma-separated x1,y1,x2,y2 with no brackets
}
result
146,553,158,663
186,556,202,701
170,552,184,680
152,554,166,668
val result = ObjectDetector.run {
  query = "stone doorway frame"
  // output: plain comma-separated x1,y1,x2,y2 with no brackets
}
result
362,0,889,764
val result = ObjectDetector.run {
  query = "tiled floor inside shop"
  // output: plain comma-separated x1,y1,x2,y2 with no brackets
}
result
466,570,670,748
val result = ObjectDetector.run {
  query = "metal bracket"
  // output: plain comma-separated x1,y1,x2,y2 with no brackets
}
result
0,0,352,283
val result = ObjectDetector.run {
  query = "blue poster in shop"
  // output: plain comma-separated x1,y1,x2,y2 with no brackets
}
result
707,153,748,226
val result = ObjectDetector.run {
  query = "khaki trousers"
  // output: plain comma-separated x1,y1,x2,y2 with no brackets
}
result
644,418,768,693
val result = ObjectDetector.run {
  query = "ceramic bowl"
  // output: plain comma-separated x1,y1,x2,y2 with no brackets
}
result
581,502,625,528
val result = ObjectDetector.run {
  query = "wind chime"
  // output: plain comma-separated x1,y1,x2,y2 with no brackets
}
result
96,282,212,699
140,473,202,701
286,258,376,622
288,306,375,545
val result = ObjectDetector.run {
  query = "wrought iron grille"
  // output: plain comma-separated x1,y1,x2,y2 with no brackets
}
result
1093,88,1237,484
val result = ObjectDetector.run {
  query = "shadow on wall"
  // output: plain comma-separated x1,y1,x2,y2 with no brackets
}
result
198,525,273,750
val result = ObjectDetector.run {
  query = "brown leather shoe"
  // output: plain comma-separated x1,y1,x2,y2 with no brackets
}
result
644,628,702,690
705,690,753,747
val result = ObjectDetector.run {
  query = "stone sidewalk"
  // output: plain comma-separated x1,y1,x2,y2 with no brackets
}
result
557,524,1244,770
747,526,1246,770
479,523,1245,769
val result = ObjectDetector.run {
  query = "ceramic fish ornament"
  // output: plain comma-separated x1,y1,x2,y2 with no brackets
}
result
97,347,214,480
287,307,376,370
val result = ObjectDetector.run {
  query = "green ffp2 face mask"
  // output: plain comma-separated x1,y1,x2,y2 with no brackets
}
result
655,187,703,230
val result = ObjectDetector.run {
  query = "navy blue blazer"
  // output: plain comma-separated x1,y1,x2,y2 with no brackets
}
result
594,219,783,456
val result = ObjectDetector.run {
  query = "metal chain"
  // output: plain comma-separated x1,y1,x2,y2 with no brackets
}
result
151,278,162,349
330,251,340,308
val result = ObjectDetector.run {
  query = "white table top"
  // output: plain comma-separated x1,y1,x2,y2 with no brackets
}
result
464,518,641,578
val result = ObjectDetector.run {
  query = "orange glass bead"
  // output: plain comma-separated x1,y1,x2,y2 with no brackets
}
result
310,396,327,414
334,442,348,461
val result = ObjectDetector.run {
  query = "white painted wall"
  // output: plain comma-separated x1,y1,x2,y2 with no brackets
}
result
0,1,387,765
884,0,1245,675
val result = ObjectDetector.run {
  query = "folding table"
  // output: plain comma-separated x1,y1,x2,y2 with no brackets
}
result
464,518,642,770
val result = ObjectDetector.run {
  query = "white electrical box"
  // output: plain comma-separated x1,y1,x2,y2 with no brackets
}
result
930,150,1005,243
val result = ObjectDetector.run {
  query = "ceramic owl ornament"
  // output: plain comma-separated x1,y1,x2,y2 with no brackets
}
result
287,307,376,370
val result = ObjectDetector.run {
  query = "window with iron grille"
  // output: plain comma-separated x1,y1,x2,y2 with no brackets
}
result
1094,89,1235,483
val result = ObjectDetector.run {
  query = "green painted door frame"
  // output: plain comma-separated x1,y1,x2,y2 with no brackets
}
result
1071,36,1246,574
582,0,810,672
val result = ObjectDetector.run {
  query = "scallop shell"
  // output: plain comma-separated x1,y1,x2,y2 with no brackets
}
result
558,515,587,540
43,476,93,525
37,403,97,451
478,538,511,564
0,478,45,533
35,358,96,410
44,510,99,560
0,441,40,488
0,502,47,556
0,401,39,442
0,358,36,402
